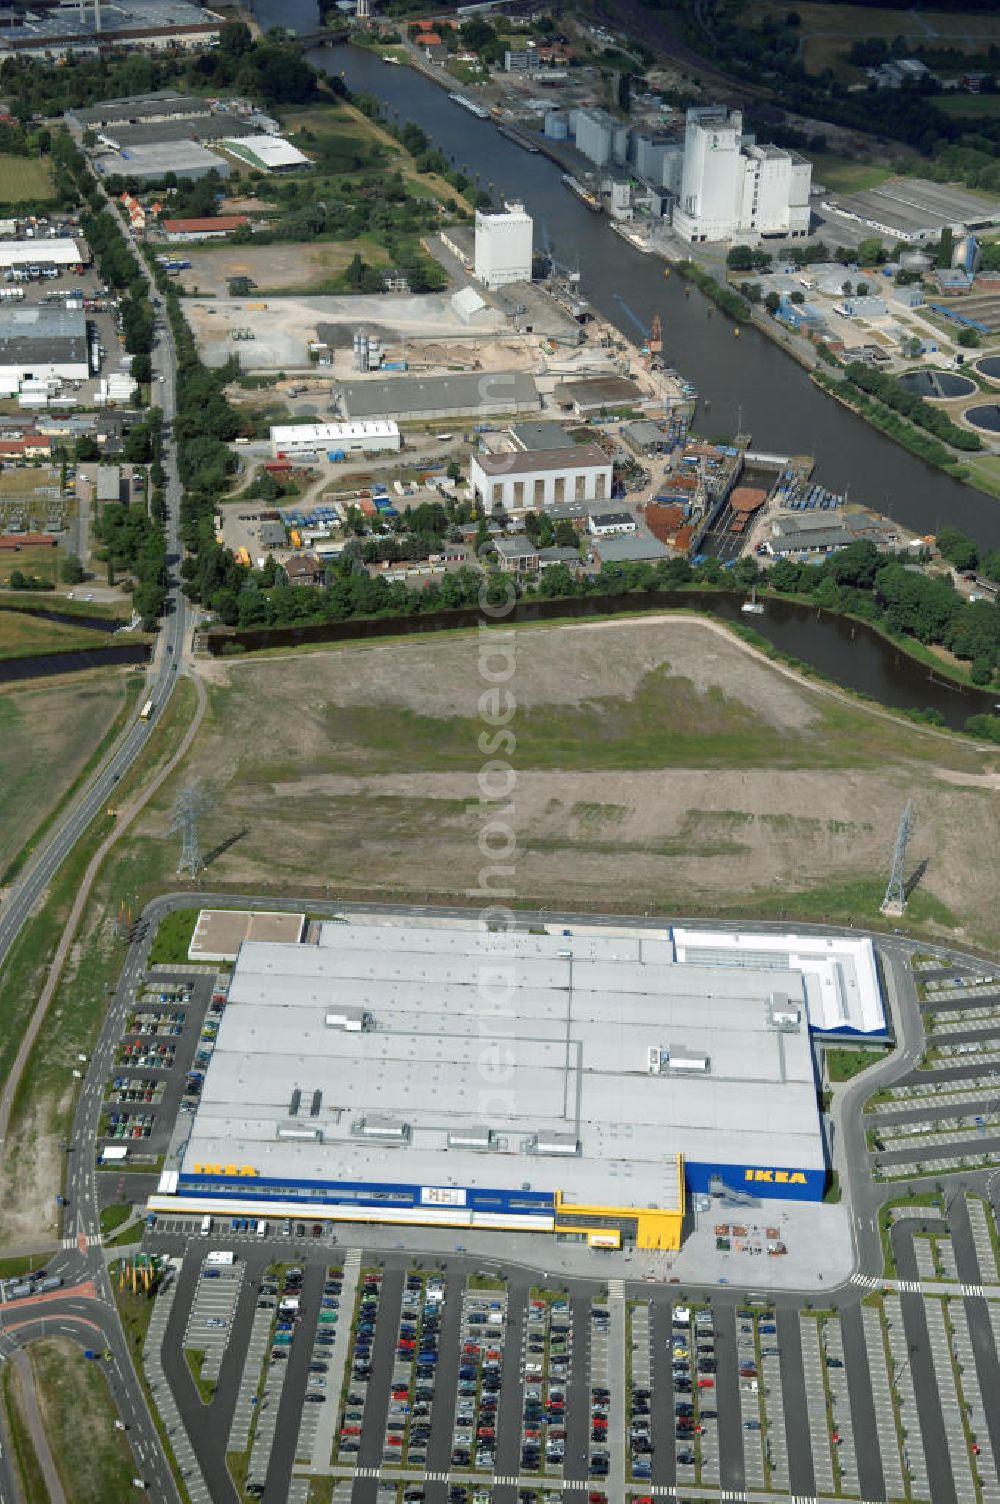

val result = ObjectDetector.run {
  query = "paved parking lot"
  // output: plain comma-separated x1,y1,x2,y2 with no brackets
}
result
140,1215,1000,1504
98,970,216,1191
184,1255,243,1386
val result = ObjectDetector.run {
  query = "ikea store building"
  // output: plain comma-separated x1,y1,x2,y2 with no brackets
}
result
149,918,885,1250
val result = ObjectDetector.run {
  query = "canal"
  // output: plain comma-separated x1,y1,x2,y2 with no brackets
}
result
249,0,1000,549
0,642,148,683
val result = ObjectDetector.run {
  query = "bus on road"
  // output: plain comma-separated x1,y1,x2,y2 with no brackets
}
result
139,698,154,721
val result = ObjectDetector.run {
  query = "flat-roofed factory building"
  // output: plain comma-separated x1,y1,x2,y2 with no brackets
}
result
146,918,879,1246
470,443,612,514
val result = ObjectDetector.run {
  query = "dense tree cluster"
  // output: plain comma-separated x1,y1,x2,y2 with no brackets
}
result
0,27,319,119
842,363,983,452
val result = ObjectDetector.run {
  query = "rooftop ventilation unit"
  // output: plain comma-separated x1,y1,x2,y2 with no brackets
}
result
310,1090,322,1118
447,1127,496,1151
769,991,802,1030
277,1123,323,1142
649,1045,709,1074
528,1132,580,1157
352,1116,411,1144
325,1006,372,1032
288,1088,301,1117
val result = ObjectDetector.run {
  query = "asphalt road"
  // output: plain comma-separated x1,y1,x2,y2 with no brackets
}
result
0,300,186,990
0,1293,175,1502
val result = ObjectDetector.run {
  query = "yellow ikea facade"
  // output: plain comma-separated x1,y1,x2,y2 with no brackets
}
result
553,1154,685,1252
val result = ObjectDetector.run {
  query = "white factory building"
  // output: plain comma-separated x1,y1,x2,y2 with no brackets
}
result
470,443,612,514
0,306,90,394
473,202,533,290
270,420,400,459
672,107,811,244
0,238,86,274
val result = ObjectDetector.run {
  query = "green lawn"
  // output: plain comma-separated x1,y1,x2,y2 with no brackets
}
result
825,1046,890,1082
147,907,200,966
805,153,893,194
99,1201,133,1236
0,153,53,205
185,1348,216,1404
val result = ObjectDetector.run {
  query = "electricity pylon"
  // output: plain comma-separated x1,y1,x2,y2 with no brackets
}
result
167,782,212,881
880,801,914,916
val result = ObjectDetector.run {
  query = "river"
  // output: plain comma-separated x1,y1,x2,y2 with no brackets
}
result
249,0,1000,549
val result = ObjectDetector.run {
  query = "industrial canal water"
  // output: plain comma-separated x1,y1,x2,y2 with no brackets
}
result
241,9,1000,550
214,592,998,732
0,640,148,683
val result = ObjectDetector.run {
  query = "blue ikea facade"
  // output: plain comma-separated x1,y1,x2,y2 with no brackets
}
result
685,1160,826,1202
176,1171,556,1220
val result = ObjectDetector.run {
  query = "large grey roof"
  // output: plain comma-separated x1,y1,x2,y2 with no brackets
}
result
474,442,608,476
337,372,540,420
181,921,825,1212
68,90,212,129
0,306,87,368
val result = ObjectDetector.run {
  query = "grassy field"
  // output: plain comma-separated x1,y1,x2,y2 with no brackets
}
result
0,676,197,1245
961,452,1000,501
0,674,131,877
19,1338,135,1503
1,1363,48,1504
0,608,112,661
117,617,1000,951
752,2,1000,76
805,153,893,194
934,93,1000,120
0,547,63,588
0,153,53,205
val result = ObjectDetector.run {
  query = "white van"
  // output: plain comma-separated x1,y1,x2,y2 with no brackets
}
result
200,1215,212,1235
256,1219,267,1238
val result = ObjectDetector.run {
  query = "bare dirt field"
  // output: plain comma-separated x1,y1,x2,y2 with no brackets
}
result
178,241,390,298
140,617,1000,948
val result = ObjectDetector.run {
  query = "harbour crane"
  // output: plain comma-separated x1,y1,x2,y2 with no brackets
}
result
612,294,664,367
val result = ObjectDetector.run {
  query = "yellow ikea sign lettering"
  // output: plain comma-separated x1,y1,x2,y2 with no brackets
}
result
744,1169,807,1185
192,1163,259,1177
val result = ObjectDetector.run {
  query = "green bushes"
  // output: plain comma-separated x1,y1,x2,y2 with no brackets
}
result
675,261,752,322
843,362,983,453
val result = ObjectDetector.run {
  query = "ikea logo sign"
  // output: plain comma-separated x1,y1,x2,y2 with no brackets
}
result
192,1164,260,1178
744,1168,808,1185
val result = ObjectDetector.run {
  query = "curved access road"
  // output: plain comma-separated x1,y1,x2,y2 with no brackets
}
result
0,1289,179,1504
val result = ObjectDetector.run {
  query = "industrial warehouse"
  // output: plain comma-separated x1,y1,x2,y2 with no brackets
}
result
149,919,886,1247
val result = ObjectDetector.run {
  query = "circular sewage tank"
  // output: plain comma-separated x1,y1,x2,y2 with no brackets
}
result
898,369,976,400
965,404,1000,435
975,356,1000,385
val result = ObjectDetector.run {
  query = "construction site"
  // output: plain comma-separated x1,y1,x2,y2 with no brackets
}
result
187,239,693,430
